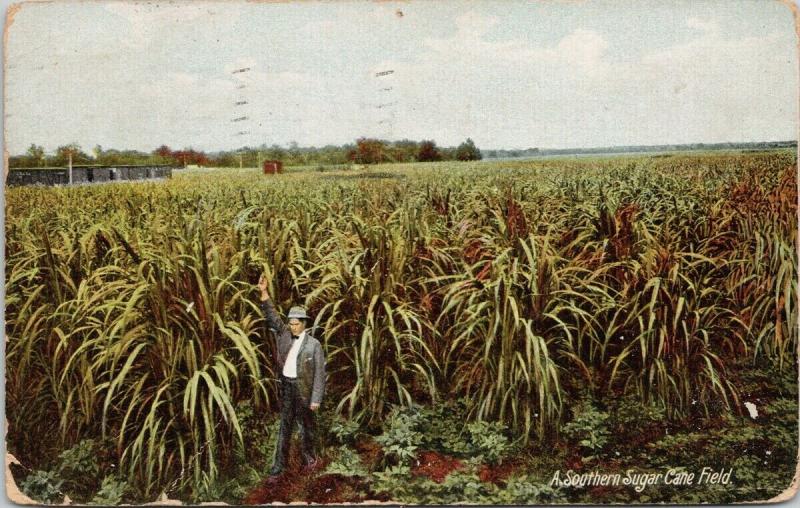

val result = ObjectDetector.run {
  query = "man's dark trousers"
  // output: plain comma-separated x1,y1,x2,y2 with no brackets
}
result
273,375,315,471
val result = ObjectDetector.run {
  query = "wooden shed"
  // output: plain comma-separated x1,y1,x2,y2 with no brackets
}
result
262,160,283,175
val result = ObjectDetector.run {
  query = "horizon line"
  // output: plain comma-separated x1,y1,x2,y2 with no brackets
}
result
8,138,798,157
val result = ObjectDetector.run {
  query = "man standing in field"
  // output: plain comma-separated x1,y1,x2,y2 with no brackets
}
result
258,274,326,477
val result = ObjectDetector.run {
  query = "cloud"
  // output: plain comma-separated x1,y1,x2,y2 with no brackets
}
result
551,22,798,147
301,19,337,36
5,3,796,153
454,11,499,38
421,12,609,79
686,17,719,34
423,11,532,62
104,2,239,48
553,29,609,73
371,7,796,148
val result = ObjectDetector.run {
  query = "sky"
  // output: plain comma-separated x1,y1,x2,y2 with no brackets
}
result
4,0,799,154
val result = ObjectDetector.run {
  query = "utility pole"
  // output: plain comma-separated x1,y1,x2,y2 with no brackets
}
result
375,69,396,141
232,67,253,160
68,152,73,185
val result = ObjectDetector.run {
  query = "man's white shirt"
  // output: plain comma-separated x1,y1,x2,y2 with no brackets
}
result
283,330,306,378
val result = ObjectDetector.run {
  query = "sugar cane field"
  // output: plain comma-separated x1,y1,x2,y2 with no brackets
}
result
5,151,798,504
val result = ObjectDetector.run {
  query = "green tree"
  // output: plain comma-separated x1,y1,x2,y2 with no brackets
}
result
455,138,482,161
54,143,91,166
417,140,441,162
391,139,419,162
265,144,286,161
349,137,388,164
26,144,46,167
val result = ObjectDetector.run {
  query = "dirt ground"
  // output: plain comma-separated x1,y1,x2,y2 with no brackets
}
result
242,447,526,504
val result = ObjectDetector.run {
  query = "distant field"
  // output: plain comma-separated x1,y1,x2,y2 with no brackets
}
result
488,147,794,161
5,151,797,504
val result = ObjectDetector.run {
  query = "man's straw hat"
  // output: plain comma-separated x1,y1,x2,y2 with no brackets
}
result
287,306,309,320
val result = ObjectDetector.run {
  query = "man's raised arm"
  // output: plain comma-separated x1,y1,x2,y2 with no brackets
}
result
258,274,288,336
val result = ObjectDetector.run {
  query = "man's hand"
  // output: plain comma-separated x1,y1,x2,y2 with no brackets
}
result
310,403,320,411
258,273,270,302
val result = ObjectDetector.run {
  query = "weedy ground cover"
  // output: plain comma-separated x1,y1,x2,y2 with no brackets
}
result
5,151,797,503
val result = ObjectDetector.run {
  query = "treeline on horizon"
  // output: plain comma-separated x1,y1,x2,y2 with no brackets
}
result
9,138,795,170
484,140,798,159
8,138,483,169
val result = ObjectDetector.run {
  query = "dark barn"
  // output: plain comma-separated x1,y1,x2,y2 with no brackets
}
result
6,165,174,187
